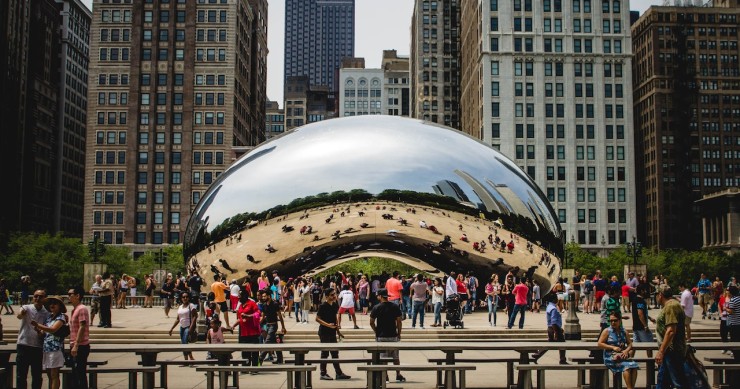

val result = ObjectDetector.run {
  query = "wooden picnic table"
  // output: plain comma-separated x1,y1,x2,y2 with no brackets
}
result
2,341,738,389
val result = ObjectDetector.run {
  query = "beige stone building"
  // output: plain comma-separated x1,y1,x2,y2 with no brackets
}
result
459,0,637,250
84,0,267,249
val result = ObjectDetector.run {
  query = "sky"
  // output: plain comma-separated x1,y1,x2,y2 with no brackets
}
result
81,0,662,104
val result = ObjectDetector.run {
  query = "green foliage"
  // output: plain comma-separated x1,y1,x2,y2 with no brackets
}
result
1,232,87,294
313,257,435,279
565,242,739,286
0,232,186,294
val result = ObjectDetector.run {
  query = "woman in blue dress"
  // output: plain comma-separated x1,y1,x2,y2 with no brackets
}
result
597,313,639,389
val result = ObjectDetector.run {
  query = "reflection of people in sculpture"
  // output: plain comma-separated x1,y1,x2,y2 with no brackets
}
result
428,225,439,234
300,226,307,234
219,259,236,273
265,244,276,253
460,234,468,242
419,220,427,229
246,254,260,264
360,223,369,228
507,240,515,253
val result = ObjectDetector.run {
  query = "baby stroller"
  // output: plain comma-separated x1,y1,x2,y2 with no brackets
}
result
443,294,464,328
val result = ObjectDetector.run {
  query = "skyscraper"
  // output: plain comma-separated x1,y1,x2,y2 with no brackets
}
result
460,0,637,249
0,0,91,238
283,0,355,93
83,0,267,249
410,0,461,129
632,2,740,249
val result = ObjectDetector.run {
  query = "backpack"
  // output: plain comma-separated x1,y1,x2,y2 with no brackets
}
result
468,276,477,290
583,279,594,294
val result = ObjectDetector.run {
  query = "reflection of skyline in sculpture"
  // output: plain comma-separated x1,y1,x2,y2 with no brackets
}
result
453,170,508,215
432,179,475,208
183,116,563,292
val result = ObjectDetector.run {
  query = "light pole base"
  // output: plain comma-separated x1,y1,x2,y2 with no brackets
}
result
564,290,582,340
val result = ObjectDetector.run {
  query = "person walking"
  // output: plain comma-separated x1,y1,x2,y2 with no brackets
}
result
385,272,404,318
315,288,351,381
531,294,567,364
631,287,655,353
357,275,370,315
725,285,740,379
86,276,101,328
431,278,444,327
465,271,478,314
98,273,114,328
15,289,49,389
678,283,694,342
144,274,155,308
410,274,428,329
507,278,529,329
598,313,639,389
369,289,405,383
298,279,311,324
485,274,500,326
229,280,241,313
211,275,231,329
697,273,712,319
0,278,15,315
168,292,197,360
232,293,260,368
160,274,175,318
67,286,90,389
31,296,67,389
445,271,457,299
258,289,286,364
719,288,731,353
337,284,360,329
655,285,689,388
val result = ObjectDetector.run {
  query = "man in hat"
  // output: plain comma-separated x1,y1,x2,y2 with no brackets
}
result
68,286,90,389
369,289,406,383
655,285,688,388
16,289,49,389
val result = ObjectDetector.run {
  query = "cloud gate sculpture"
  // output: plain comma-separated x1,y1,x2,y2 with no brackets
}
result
184,116,563,292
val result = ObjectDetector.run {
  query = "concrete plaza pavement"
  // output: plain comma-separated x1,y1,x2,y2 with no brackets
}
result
1,302,727,388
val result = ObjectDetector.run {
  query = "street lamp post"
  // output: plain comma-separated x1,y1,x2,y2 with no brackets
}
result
625,236,642,265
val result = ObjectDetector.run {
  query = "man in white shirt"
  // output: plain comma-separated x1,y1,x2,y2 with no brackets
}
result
679,283,694,342
337,284,359,329
229,281,241,312
445,271,458,298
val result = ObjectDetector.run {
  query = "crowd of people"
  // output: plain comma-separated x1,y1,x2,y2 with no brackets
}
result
3,268,739,389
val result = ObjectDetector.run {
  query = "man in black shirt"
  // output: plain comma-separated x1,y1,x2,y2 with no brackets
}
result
258,289,286,364
315,288,351,380
369,289,406,383
188,271,203,305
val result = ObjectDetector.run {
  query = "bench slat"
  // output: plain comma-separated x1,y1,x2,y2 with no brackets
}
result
358,364,477,371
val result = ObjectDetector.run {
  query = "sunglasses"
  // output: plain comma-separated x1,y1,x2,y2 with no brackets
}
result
609,319,620,322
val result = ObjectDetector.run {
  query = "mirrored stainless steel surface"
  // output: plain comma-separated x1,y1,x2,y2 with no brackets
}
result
184,116,563,291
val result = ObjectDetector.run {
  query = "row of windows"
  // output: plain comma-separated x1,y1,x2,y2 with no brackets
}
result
143,10,186,24
93,211,124,225
96,112,127,125
99,28,130,42
344,89,382,98
344,101,382,109
93,191,124,205
95,151,126,165
196,48,227,62
547,187,628,203
194,112,226,125
559,208,630,224
196,29,228,42
94,171,125,185
490,61,624,78
137,191,188,205
196,10,228,23
540,166,627,181
514,145,626,160
96,131,126,145
100,10,132,24
492,123,624,139
135,211,181,225
98,73,129,85
97,92,128,105
139,112,184,126
137,172,182,185
192,170,221,185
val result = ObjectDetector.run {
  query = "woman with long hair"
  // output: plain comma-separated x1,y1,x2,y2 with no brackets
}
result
32,297,67,389
356,275,370,315
169,292,198,360
485,274,501,326
431,278,445,327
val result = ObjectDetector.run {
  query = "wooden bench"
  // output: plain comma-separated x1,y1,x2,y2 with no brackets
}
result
140,358,247,388
60,360,109,389
57,366,161,389
569,356,656,389
704,363,740,389
428,357,518,388
358,364,477,389
196,365,316,389
517,364,613,389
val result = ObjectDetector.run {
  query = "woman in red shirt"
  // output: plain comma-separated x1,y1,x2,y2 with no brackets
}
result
456,274,469,308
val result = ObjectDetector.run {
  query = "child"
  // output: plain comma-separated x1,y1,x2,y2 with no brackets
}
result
206,319,230,360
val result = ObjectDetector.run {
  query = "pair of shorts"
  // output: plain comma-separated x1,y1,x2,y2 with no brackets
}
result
377,337,399,359
338,307,355,315
685,316,692,326
43,351,65,369
595,291,606,303
217,301,228,312
698,293,712,305
130,288,137,297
